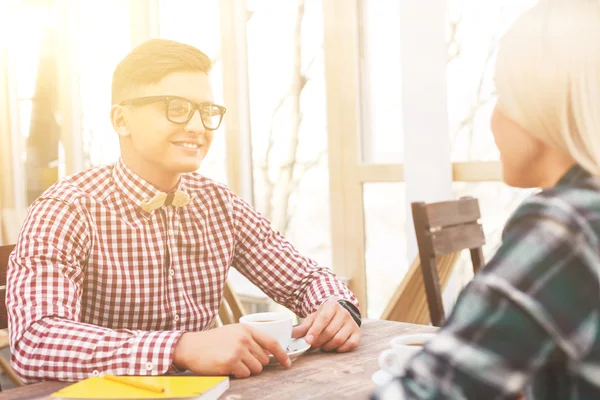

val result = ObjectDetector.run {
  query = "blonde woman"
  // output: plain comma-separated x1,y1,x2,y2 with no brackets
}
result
374,1,600,399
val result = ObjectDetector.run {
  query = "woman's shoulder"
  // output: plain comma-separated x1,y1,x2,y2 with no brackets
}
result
506,179,600,243
519,177,600,214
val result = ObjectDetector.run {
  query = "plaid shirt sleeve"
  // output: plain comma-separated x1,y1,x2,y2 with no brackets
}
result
375,194,599,399
230,194,359,317
7,198,184,383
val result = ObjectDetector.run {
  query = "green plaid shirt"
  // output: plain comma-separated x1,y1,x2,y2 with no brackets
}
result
374,164,600,400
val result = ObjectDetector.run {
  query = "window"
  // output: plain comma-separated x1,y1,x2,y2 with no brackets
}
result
247,0,332,266
159,0,227,184
447,0,538,162
4,2,58,205
78,0,131,168
359,0,404,164
364,183,407,318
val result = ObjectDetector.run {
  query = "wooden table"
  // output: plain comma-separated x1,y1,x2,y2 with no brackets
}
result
3,320,435,400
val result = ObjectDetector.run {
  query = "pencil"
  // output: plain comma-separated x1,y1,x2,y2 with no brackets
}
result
104,375,165,394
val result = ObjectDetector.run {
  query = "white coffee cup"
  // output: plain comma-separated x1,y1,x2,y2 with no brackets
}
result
378,333,436,376
239,312,293,349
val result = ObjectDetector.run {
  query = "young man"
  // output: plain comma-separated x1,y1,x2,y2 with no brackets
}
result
6,39,361,383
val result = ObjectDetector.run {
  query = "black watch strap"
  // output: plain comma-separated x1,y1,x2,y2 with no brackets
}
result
337,299,362,327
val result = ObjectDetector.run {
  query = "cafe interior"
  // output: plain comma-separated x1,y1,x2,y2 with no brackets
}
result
0,0,545,397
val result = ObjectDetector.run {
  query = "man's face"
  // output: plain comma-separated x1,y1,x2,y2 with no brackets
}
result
119,71,219,175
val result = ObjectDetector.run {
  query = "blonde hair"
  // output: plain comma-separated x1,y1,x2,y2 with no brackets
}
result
494,0,600,175
112,39,212,105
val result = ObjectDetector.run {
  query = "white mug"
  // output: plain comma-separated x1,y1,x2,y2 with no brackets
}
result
239,312,293,349
378,333,436,376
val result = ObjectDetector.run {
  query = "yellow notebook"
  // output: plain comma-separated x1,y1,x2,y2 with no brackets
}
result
51,376,229,400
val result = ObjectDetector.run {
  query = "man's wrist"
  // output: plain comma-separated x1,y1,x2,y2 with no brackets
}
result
337,299,362,327
172,332,190,371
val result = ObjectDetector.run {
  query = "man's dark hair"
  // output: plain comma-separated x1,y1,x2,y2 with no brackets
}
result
111,38,212,104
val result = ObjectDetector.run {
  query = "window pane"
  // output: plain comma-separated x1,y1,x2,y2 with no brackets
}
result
447,0,537,161
5,2,59,205
77,0,130,168
17,99,33,187
17,100,33,144
247,0,332,266
364,183,407,318
359,0,403,164
158,0,226,184
159,0,221,58
5,4,54,100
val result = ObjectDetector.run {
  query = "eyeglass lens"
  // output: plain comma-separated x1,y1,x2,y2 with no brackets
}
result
167,98,223,129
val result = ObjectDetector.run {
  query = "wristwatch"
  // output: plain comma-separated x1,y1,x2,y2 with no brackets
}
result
337,299,362,327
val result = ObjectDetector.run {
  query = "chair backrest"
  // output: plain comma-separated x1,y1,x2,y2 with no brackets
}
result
217,281,247,326
411,197,485,326
0,244,15,330
381,252,460,325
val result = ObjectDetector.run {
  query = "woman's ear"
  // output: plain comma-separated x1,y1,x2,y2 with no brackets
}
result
110,105,131,137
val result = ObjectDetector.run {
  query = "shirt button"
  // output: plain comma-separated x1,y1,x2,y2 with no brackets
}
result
91,370,100,377
169,269,175,276
174,314,180,322
146,362,153,371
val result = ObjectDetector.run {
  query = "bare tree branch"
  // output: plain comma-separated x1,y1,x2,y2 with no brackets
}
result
281,150,326,234
264,0,305,233
465,37,498,158
261,92,289,220
261,62,312,221
449,5,511,159
303,54,318,79
452,95,494,137
449,33,499,157
447,13,462,63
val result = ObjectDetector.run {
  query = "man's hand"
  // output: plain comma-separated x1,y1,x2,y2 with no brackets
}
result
291,299,361,352
173,324,291,378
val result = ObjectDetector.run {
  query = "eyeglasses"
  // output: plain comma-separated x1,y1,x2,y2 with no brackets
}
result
120,95,227,130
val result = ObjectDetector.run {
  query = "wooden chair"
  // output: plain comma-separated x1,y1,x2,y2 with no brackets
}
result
381,252,461,325
0,244,23,388
411,197,485,326
217,282,247,326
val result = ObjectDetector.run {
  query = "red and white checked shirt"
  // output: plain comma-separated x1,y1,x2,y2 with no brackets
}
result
7,159,358,383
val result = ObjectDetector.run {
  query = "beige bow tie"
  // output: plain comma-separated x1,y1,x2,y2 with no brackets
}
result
140,191,194,211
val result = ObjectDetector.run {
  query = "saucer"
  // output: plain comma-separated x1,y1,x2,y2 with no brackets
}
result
268,338,311,365
372,369,393,386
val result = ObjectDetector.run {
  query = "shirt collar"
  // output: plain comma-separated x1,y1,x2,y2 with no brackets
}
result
556,164,590,187
112,158,187,216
